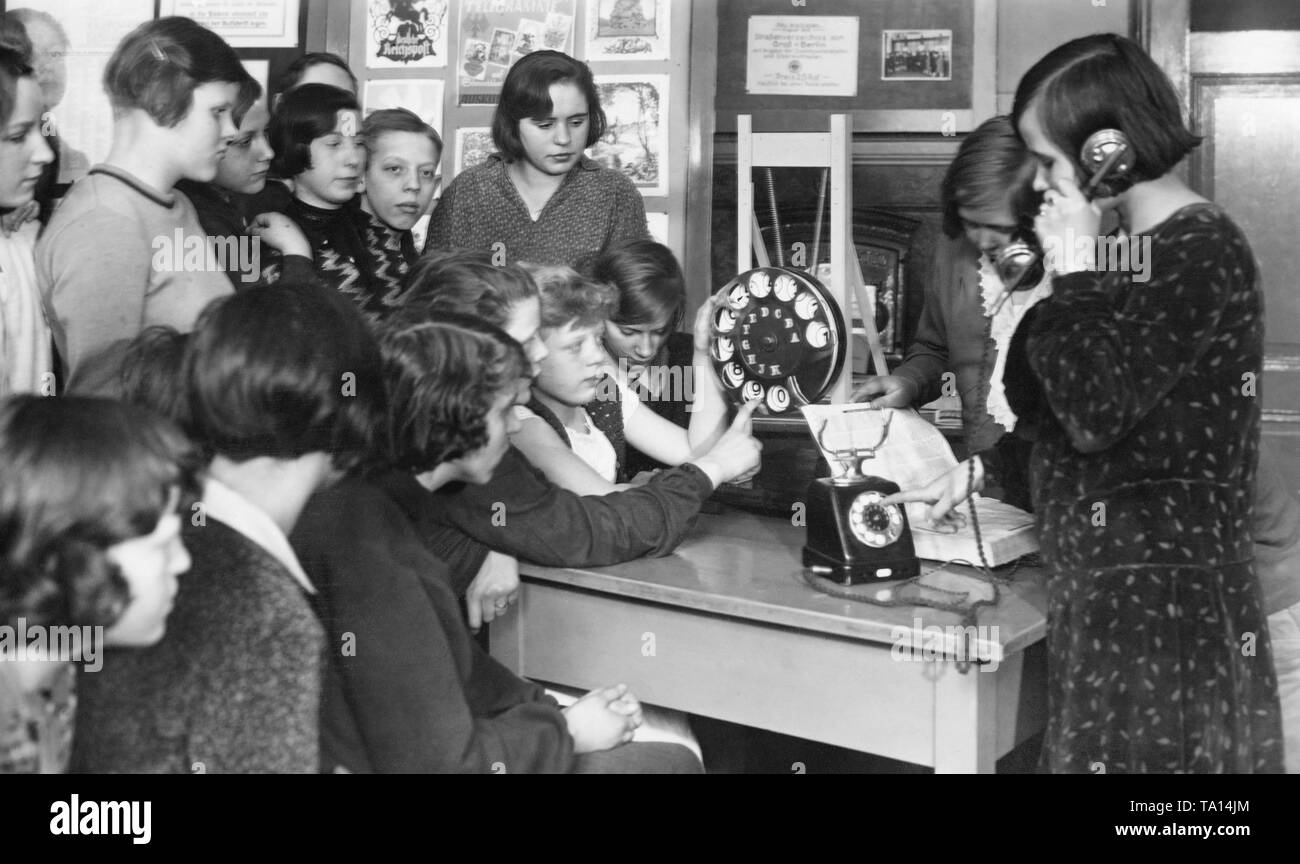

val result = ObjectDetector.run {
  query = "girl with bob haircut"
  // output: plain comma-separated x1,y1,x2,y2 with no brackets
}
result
36,16,256,396
856,116,1044,512
73,284,387,774
176,90,317,292
269,83,400,319
891,34,1282,773
1,395,194,773
291,312,700,773
514,263,738,497
427,50,648,266
583,239,718,477
0,44,55,397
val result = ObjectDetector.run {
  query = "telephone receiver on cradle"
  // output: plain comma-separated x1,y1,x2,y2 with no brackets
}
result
993,128,1133,298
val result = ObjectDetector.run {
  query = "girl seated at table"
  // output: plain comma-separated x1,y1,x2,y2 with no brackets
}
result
513,264,733,496
393,250,760,623
290,312,700,773
1,395,194,773
580,239,716,478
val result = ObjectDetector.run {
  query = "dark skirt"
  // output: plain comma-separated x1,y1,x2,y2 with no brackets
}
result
1041,561,1284,773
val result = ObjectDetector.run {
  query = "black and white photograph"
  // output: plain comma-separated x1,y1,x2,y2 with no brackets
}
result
882,28,953,80
1,0,1296,824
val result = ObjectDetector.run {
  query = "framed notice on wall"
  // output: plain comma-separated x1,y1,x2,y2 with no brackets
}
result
746,16,858,97
715,0,995,134
160,0,300,48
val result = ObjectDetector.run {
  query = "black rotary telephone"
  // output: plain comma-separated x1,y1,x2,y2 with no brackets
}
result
709,266,919,583
800,409,921,585
993,128,1134,297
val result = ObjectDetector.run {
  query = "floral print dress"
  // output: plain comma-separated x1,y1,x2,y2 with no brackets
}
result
1019,203,1283,773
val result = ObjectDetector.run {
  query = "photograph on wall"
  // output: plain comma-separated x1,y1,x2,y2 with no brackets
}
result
363,78,446,134
583,0,669,60
454,127,495,177
160,0,300,48
366,0,451,69
881,29,952,81
457,0,574,105
10,0,155,185
586,74,668,197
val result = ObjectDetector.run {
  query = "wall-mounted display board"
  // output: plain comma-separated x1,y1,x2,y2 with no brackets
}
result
714,0,995,135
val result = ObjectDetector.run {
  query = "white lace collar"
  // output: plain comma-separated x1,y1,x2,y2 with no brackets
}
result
979,256,1053,432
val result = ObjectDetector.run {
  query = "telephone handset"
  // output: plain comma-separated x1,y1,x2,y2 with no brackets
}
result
993,128,1133,297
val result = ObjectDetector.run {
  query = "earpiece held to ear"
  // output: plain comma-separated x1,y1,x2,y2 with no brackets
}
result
991,127,1133,307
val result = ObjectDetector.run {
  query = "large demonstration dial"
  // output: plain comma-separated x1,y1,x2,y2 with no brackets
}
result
847,490,906,548
709,267,847,415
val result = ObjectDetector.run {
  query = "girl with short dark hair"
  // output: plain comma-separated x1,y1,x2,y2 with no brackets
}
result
1,395,194,773
426,50,648,266
35,17,255,395
73,284,387,773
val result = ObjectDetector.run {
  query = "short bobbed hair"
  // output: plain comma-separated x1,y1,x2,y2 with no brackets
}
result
399,249,538,329
380,312,528,473
0,395,197,629
941,115,1039,239
524,262,617,331
1010,33,1200,189
277,51,357,96
104,16,259,128
0,44,32,129
269,83,361,179
120,326,191,428
183,284,388,470
362,107,443,157
582,239,686,331
491,50,605,161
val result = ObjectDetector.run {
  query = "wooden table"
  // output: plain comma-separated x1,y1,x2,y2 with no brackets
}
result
491,507,1049,773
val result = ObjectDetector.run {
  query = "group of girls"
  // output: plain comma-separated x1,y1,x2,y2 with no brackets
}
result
0,16,759,773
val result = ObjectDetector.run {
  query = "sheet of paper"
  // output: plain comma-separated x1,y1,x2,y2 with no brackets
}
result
799,405,959,527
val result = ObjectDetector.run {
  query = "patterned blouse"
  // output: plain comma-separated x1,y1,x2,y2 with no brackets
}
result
427,155,648,267
282,198,416,322
1017,203,1282,773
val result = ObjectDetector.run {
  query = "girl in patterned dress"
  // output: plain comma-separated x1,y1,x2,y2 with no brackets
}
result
890,34,1283,772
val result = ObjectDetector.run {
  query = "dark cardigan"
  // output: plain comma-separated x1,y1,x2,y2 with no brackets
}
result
71,520,324,773
291,474,575,773
400,445,715,590
621,331,694,477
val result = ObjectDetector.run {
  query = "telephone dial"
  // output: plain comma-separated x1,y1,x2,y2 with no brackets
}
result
709,266,846,415
994,128,1133,293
